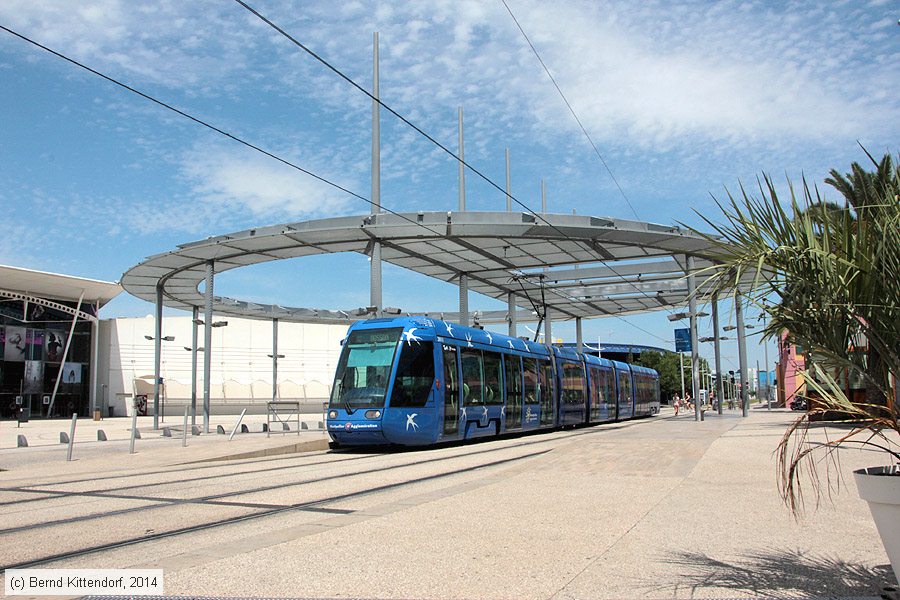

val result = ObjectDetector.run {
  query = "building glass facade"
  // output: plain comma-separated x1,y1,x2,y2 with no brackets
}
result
0,300,96,419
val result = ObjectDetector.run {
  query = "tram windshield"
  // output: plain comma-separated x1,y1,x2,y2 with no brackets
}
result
331,328,401,410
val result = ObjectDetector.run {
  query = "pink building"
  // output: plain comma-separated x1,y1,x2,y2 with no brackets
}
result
776,332,806,407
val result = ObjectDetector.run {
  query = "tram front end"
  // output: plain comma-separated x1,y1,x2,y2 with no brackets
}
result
327,319,441,447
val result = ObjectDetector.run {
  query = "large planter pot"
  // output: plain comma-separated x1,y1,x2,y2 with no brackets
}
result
854,465,900,582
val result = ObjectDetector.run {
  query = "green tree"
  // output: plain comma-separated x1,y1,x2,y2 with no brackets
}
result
691,151,900,511
634,350,709,402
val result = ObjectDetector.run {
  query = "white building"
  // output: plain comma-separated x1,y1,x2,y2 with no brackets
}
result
98,315,348,416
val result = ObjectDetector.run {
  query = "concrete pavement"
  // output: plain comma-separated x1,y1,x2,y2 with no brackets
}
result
0,405,896,599
0,411,329,473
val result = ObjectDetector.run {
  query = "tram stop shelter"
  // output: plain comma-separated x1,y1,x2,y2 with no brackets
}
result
120,211,760,430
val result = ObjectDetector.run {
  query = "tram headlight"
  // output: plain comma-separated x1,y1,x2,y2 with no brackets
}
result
365,410,382,419
328,410,338,420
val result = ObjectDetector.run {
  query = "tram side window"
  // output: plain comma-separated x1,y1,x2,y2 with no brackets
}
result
390,342,435,408
590,367,603,404
540,361,554,406
523,358,539,404
505,355,523,405
443,346,459,401
483,351,503,405
604,371,615,406
561,363,584,404
461,350,484,405
618,371,632,406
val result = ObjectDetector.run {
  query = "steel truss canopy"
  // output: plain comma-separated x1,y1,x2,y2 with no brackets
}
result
121,211,753,325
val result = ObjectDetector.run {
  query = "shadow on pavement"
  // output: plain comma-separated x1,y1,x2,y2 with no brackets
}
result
652,548,895,598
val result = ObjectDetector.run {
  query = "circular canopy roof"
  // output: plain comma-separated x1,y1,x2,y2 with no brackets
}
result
121,211,745,324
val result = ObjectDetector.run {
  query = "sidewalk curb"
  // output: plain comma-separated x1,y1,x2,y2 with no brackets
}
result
180,438,330,464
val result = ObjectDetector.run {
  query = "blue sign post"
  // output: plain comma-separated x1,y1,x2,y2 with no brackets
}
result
674,328,692,353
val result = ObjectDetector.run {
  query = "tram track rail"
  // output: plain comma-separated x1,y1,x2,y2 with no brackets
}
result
0,450,380,508
0,427,584,533
0,421,634,508
0,415,650,519
0,447,551,573
0,446,369,497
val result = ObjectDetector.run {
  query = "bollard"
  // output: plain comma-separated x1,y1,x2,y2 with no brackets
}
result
129,409,139,454
229,409,247,441
262,423,268,432
66,413,77,462
282,422,290,431
317,421,324,430
17,434,28,448
191,425,201,436
301,422,309,430
162,427,172,438
134,429,142,439
216,425,225,434
182,407,188,448
60,432,70,444
97,430,108,441
240,423,249,433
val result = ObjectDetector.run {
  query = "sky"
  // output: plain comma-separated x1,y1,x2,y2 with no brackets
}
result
1,0,897,374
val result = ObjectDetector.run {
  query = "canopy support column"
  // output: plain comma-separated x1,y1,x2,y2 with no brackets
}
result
736,291,750,417
203,261,214,434
152,284,162,429
686,255,701,421
459,274,469,326
191,306,198,426
369,32,382,318
712,294,725,415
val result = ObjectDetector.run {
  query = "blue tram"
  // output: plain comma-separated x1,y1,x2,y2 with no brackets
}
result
326,316,660,447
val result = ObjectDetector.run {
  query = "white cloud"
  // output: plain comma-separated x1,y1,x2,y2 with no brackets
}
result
5,0,894,158
0,0,256,89
2,0,896,222
179,142,357,219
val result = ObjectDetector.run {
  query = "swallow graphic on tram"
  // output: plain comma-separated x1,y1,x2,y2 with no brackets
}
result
326,316,660,447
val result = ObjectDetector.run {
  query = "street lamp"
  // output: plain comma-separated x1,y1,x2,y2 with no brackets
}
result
193,319,228,328
668,311,709,321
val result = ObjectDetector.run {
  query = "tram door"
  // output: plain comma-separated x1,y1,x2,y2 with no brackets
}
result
441,345,460,435
504,355,523,430
539,360,555,426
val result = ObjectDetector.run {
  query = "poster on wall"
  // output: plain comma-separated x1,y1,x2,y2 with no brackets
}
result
4,326,27,362
27,330,44,360
63,362,82,384
24,360,44,394
45,331,66,362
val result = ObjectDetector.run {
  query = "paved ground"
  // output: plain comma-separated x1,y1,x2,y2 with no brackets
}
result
0,405,896,599
0,412,328,471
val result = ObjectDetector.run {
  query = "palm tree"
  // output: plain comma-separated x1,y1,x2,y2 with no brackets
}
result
824,151,896,410
689,151,900,512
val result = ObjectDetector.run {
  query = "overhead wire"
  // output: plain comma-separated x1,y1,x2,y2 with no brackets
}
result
0,25,444,240
498,0,641,221
4,17,676,344
231,0,675,343
233,0,628,246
